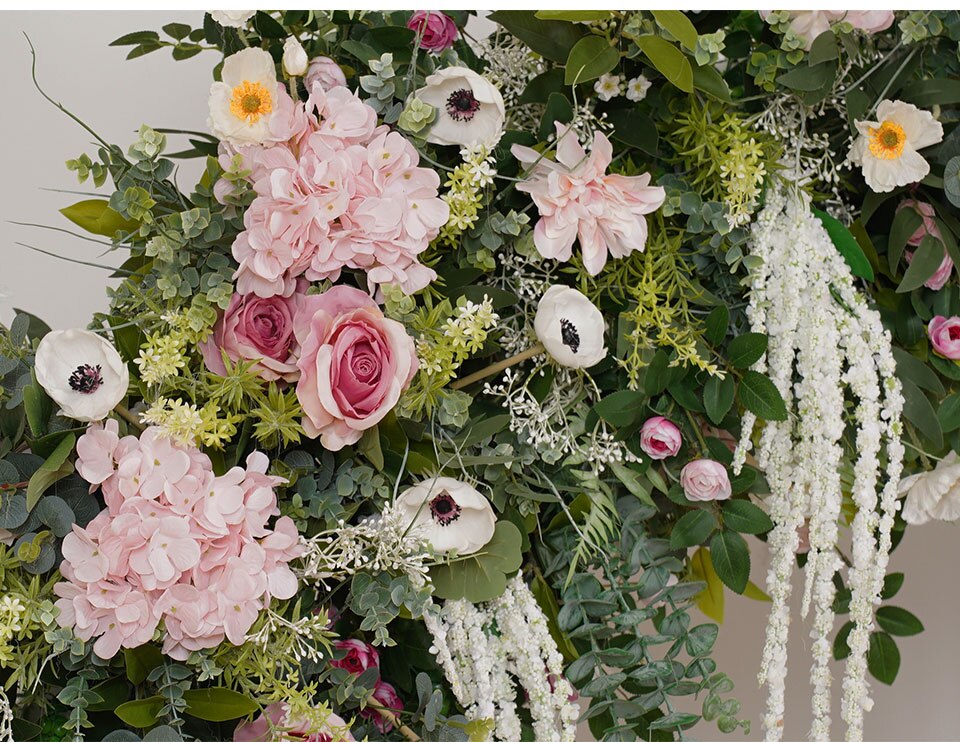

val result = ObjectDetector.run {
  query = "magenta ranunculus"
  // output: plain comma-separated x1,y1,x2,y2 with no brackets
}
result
331,638,380,674
639,416,682,460
407,11,458,52
360,680,403,733
680,459,732,502
201,291,302,382
305,55,347,91
928,315,960,360
294,285,417,451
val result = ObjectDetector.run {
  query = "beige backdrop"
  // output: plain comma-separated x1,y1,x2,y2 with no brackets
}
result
2,11,958,742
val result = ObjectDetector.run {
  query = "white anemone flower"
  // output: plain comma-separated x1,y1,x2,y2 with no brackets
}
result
208,48,279,146
849,99,944,193
210,10,255,28
899,451,960,525
416,67,505,147
534,285,606,369
396,476,496,555
35,329,129,422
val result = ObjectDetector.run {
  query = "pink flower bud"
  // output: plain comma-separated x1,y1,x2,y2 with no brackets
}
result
639,416,682,460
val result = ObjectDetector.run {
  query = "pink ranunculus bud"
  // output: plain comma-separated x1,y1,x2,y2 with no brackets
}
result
305,55,347,91
639,416,682,460
407,11,458,53
928,315,960,360
680,459,732,502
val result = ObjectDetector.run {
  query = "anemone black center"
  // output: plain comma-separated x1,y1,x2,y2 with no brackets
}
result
446,88,480,122
560,318,580,354
68,364,103,394
429,493,462,526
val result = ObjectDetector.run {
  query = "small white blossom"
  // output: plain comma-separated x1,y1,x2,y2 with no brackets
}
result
625,74,652,102
593,73,623,102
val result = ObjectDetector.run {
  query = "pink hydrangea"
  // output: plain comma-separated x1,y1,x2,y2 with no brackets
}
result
54,425,302,660
224,81,448,297
512,123,665,276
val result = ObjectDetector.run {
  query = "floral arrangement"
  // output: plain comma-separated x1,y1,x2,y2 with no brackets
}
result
4,8,960,741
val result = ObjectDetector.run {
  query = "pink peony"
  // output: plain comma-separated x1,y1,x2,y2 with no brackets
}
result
201,290,303,382
230,83,448,296
331,638,380,674
639,416,682,460
306,56,347,92
294,285,418,450
680,459,732,502
234,702,355,742
929,315,960,360
512,123,665,276
361,680,403,734
407,11,458,53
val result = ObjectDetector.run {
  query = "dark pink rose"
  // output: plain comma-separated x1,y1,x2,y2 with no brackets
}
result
294,286,418,451
639,416,682,460
360,680,403,733
407,11,458,53
233,702,354,742
331,638,380,674
201,291,301,382
929,315,960,360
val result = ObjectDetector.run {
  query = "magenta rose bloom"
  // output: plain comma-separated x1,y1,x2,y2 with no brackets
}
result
680,459,732,502
407,11,458,52
360,680,403,733
929,315,960,360
639,416,682,460
201,292,301,382
294,286,418,450
331,638,380,674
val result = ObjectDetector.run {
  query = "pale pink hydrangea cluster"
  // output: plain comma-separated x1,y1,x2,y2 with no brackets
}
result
54,420,302,660
222,82,449,298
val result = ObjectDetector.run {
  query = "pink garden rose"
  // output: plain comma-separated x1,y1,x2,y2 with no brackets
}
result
331,638,380,674
928,315,960,360
680,459,732,502
295,285,417,450
639,416,682,460
306,55,347,91
234,702,355,742
360,680,403,733
512,123,665,276
407,11,458,52
899,200,953,290
760,10,894,50
201,291,302,382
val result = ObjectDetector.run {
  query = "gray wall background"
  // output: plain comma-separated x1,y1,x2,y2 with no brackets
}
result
2,11,958,741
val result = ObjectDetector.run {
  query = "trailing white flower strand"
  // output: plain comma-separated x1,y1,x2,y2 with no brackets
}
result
423,576,578,742
733,181,904,742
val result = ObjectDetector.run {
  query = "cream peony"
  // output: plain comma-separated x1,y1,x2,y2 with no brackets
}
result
35,329,129,422
899,451,960,525
416,67,505,147
208,48,281,146
396,477,496,555
849,100,943,193
534,285,606,369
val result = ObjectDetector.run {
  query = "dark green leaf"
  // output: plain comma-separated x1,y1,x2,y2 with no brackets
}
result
162,23,192,40
691,64,732,101
709,530,750,593
704,305,729,345
897,235,945,293
114,696,165,728
834,621,853,660
703,374,735,425
606,109,659,155
593,390,646,428
124,644,164,685
25,433,75,512
722,499,773,534
889,206,924,273
685,623,719,656
867,632,900,685
110,30,160,46
901,378,943,448
727,333,767,369
881,573,905,600
945,156,960,208
539,92,574,141
875,606,924,637
813,207,874,281
430,521,523,603
645,350,671,396
777,61,836,91
739,371,787,421
902,79,960,108
535,10,614,22
670,509,718,549
519,68,565,104
564,35,619,85
893,346,944,396
807,30,838,65
252,11,286,38
488,11,584,63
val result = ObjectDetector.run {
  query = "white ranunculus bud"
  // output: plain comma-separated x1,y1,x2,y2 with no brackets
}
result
209,10,255,28
534,285,606,369
396,476,496,555
282,36,308,77
34,329,129,422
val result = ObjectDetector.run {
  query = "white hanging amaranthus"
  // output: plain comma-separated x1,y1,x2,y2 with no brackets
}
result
732,181,904,742
423,576,578,742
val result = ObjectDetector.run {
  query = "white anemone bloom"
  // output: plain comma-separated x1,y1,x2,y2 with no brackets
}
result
416,67,505,147
35,329,129,422
899,450,960,525
208,48,280,146
210,10,255,28
396,476,496,555
849,99,944,193
534,285,606,369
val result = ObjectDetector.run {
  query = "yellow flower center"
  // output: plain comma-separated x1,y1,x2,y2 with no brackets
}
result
230,80,273,124
868,121,906,160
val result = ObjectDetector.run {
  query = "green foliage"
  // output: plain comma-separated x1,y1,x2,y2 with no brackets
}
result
430,521,523,603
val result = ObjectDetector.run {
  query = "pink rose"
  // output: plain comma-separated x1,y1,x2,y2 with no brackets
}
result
294,286,418,450
928,315,960,360
331,638,380,674
639,416,682,460
407,11,458,53
360,680,403,733
201,291,301,382
680,459,731,502
234,702,354,742
305,55,347,92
